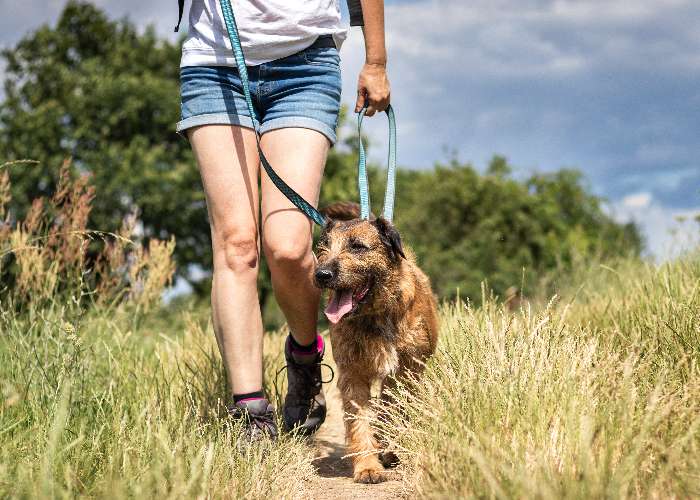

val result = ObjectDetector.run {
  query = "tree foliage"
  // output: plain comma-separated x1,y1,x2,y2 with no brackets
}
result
392,156,643,301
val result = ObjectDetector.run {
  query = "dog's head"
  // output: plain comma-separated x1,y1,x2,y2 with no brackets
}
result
314,202,405,324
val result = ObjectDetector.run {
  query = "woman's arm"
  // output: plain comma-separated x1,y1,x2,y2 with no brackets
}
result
355,0,391,117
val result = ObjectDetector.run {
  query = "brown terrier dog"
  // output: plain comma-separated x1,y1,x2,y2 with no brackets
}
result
314,202,439,484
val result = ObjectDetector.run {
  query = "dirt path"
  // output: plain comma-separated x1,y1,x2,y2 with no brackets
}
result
303,376,410,500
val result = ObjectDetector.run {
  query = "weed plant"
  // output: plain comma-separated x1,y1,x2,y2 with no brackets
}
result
0,162,313,499
378,252,700,499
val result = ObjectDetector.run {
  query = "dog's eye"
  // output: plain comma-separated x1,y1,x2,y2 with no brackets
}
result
350,242,368,252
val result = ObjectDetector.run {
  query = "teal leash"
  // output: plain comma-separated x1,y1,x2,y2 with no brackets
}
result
219,0,397,226
357,104,396,222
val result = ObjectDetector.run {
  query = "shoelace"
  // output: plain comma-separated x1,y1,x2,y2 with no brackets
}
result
274,361,335,403
227,406,278,439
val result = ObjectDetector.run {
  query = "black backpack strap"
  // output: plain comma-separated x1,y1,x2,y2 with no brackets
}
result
347,0,364,26
175,0,185,32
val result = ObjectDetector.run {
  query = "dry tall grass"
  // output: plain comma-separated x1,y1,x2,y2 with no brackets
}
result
3,160,699,499
0,162,314,499
379,253,700,499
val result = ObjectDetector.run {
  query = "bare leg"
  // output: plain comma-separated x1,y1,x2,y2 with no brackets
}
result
188,124,264,395
189,124,329,396
259,128,329,346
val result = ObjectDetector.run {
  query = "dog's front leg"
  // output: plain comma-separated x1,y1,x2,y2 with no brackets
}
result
377,374,402,468
338,372,387,483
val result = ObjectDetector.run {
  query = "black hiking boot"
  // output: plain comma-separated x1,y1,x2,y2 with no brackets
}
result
282,334,329,435
227,398,279,452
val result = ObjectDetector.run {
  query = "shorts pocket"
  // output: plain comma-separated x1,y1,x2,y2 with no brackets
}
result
301,48,341,68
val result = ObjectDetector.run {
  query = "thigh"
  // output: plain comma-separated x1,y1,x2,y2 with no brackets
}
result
188,124,261,254
259,128,329,253
257,48,340,252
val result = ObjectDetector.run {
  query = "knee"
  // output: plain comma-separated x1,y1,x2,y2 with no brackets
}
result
215,230,259,275
264,238,311,276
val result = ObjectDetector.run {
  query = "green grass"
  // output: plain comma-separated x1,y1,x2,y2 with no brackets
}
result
0,302,314,499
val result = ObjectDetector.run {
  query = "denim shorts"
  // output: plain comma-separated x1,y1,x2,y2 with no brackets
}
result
178,46,342,144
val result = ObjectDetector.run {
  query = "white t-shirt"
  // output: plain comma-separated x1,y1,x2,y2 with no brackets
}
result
181,0,347,67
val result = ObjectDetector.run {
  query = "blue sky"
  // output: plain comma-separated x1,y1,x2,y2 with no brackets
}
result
2,0,699,258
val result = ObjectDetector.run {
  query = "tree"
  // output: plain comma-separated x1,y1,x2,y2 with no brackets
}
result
0,2,209,276
318,108,363,209
1,2,644,317
392,156,644,301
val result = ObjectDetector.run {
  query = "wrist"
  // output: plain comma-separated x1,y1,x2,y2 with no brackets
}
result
364,59,387,67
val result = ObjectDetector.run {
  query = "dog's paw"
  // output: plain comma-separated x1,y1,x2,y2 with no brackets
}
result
353,465,387,484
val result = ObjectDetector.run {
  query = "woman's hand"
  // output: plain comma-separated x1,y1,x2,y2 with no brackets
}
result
356,62,391,117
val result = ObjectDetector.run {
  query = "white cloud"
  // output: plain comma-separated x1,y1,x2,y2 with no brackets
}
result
550,0,663,24
376,0,700,78
0,0,182,51
612,199,700,260
338,0,700,190
635,143,690,164
622,192,652,209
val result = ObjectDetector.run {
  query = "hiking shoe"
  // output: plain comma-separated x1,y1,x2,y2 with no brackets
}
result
227,398,279,451
282,334,329,435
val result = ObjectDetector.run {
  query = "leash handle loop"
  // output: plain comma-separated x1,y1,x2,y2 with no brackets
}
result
219,0,326,227
357,106,371,220
357,103,397,223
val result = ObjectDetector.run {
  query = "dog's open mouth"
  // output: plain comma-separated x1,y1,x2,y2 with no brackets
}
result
324,278,372,324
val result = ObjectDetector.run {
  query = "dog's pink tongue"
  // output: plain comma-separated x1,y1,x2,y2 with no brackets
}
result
324,290,353,324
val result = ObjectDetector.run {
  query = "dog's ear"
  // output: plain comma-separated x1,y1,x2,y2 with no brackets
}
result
372,218,406,261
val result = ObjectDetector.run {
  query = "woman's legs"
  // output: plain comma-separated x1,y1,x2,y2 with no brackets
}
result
189,124,329,398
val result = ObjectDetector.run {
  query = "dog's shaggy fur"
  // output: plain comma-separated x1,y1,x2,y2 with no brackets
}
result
314,202,439,484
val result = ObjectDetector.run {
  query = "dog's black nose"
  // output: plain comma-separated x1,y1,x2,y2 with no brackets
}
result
315,269,334,284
